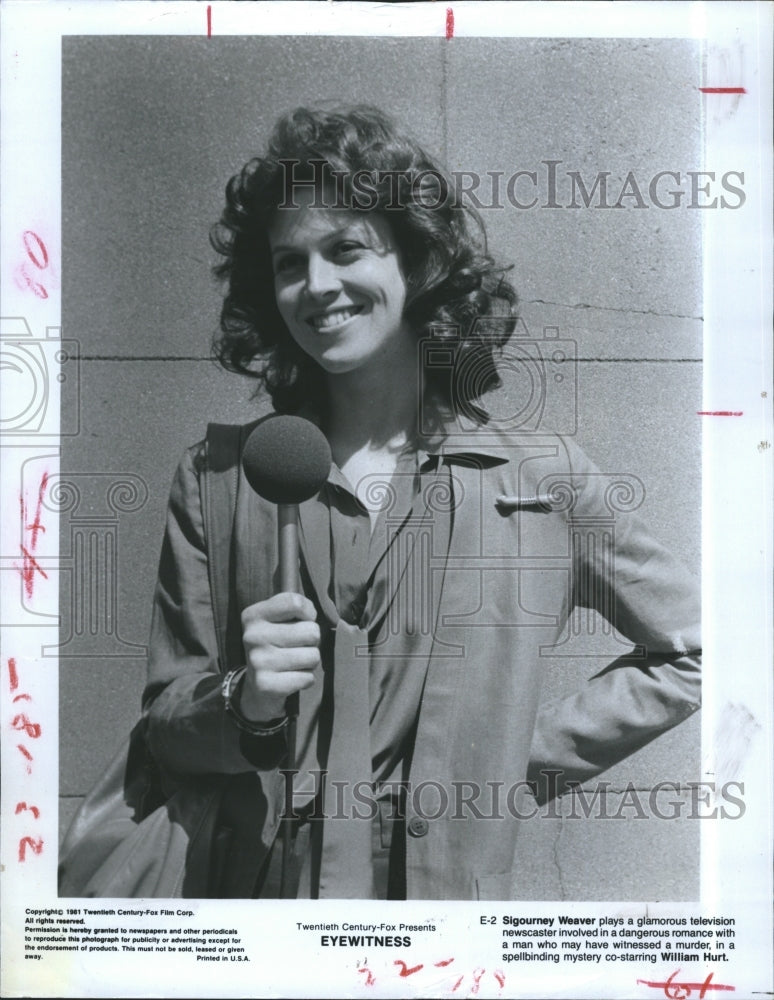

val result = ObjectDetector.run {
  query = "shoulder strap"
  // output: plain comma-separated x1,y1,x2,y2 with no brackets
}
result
202,423,245,674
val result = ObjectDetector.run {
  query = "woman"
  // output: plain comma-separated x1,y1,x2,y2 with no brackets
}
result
138,106,701,900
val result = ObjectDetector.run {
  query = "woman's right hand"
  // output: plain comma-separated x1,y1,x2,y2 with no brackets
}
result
239,593,321,722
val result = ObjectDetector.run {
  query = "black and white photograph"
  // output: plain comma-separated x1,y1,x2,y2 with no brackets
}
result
1,2,771,998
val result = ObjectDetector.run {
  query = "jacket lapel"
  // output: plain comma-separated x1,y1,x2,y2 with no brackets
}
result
297,493,339,623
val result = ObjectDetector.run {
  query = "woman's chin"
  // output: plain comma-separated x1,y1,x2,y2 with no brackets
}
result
315,352,368,376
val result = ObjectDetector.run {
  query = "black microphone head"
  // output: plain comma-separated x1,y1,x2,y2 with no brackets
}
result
241,415,332,505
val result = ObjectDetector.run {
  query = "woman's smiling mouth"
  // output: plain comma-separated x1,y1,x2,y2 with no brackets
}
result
307,305,365,331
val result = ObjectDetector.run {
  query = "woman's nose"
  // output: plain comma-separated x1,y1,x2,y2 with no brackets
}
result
305,253,339,297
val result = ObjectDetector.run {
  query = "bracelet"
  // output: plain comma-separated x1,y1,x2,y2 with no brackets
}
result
221,667,289,737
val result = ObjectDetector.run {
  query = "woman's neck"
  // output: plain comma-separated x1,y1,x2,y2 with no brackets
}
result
324,359,420,465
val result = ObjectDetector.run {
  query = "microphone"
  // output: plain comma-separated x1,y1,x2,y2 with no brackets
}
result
241,412,332,679
242,414,332,506
241,415,331,898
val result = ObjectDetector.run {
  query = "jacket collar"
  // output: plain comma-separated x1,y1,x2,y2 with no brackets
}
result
417,417,515,468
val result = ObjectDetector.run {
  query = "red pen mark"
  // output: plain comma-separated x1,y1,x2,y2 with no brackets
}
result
15,802,40,819
8,657,19,692
697,411,743,417
699,87,746,94
447,966,502,997
24,230,49,269
207,4,212,37
394,960,424,977
15,231,50,299
22,471,48,548
359,958,502,998
9,661,37,776
446,7,454,39
19,546,48,599
12,714,42,739
357,966,375,987
17,473,49,598
18,836,44,862
638,970,735,999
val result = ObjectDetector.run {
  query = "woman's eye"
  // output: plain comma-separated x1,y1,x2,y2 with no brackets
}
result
334,241,365,257
274,255,302,275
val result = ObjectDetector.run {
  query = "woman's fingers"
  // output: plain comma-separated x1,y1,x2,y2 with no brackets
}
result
243,618,321,649
241,592,317,625
239,592,322,717
246,644,321,674
247,668,318,699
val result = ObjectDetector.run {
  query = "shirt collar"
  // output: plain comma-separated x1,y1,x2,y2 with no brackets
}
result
325,446,421,505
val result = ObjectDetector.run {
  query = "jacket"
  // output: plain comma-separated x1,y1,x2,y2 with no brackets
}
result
142,422,701,900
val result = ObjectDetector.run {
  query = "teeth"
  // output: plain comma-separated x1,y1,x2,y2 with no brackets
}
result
309,307,360,330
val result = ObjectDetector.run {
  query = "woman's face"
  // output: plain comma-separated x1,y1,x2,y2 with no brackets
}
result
268,192,412,377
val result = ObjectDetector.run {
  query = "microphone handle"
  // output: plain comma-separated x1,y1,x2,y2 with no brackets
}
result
277,503,300,899
277,504,300,720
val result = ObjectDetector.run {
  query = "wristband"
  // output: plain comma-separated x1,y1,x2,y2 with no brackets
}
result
221,667,289,736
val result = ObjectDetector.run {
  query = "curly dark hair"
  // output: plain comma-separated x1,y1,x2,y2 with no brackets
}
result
211,105,518,417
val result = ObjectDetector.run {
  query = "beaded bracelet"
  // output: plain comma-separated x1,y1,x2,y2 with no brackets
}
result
221,667,289,737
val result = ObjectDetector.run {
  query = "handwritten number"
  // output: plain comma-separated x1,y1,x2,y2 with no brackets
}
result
394,961,424,978
23,231,49,269
18,836,44,861
15,802,40,819
12,713,41,739
17,231,50,299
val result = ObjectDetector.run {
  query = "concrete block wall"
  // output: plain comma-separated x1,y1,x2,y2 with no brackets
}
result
60,36,702,899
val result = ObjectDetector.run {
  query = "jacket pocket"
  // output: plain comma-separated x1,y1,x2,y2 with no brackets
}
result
475,870,516,901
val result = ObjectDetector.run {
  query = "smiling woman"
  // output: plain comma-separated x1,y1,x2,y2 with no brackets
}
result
268,200,412,378
59,104,701,902
210,106,517,419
